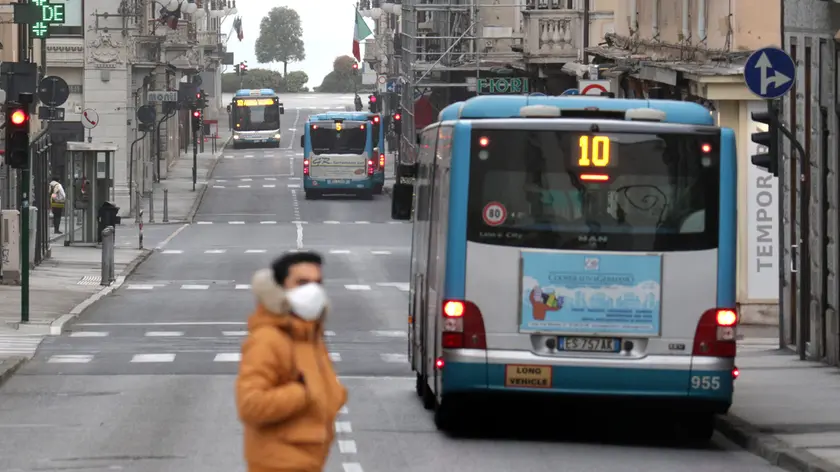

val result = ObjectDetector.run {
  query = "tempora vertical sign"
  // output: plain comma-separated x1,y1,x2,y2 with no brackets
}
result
746,101,779,301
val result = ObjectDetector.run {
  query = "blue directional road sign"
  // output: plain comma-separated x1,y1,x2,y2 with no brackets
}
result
744,47,796,99
561,88,579,96
386,79,400,93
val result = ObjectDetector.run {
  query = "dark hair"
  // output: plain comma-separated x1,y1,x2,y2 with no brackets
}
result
51,176,61,182
271,251,322,285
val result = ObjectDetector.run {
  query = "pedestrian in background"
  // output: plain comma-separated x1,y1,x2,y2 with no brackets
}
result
236,251,347,472
49,176,66,235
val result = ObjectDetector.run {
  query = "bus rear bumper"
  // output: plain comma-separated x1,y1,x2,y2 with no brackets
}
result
439,348,733,413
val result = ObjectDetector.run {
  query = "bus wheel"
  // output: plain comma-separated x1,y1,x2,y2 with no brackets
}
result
415,373,424,397
421,378,435,410
434,395,460,433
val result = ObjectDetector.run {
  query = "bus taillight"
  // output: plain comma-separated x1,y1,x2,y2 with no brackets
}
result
692,308,738,357
379,154,385,168
367,160,374,175
303,159,310,176
441,300,486,350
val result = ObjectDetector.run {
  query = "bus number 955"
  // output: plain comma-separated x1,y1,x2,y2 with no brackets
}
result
690,375,721,390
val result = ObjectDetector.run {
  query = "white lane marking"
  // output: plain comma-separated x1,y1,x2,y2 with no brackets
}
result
335,421,352,433
329,249,351,254
354,221,370,224
265,177,277,181
155,223,190,250
244,154,254,158
329,352,342,362
372,330,407,338
196,221,213,225
214,353,241,362
324,330,336,337
48,354,93,363
245,249,267,253
370,250,391,255
229,221,245,225
223,155,234,159
380,353,408,363
338,440,357,454
288,184,300,188
295,221,303,249
162,249,183,254
69,331,109,338
289,177,301,180
344,285,371,291
213,185,225,189
290,220,307,224
145,331,184,337
222,331,247,336
126,284,155,290
180,284,210,290
204,249,226,254
241,178,253,181
324,221,340,224
131,353,175,363
287,108,301,149
260,221,277,224
0,335,44,356
215,179,227,182
263,184,276,188
343,463,364,472
235,284,251,290
376,282,410,292
238,185,251,188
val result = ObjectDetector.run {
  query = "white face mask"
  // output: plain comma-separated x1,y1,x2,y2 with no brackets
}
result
286,283,328,321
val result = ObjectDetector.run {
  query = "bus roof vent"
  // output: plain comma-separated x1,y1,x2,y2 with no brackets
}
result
520,105,561,118
625,108,666,122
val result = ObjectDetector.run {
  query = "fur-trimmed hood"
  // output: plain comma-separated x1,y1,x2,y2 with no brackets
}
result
248,268,328,339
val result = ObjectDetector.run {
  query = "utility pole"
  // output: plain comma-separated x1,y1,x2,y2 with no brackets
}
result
17,0,31,324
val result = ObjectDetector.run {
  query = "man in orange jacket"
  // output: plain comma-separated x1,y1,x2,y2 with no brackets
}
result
236,252,348,472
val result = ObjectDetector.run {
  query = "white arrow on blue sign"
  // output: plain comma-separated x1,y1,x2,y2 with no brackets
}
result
744,47,796,99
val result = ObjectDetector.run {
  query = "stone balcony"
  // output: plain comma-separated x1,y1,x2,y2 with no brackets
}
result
522,6,582,64
197,30,225,49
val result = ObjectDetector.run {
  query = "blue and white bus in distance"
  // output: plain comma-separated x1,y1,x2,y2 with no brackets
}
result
390,95,738,440
231,89,284,149
301,113,377,199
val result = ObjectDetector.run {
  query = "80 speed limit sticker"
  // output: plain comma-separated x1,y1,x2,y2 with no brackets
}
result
482,202,507,226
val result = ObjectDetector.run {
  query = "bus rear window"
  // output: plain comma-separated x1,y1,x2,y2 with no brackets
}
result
310,124,367,155
371,122,381,148
466,129,720,252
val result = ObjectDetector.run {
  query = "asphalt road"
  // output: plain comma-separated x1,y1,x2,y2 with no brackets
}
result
0,94,785,472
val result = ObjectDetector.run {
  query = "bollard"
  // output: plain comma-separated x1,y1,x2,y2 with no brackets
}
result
135,190,142,224
148,188,155,223
100,226,114,285
138,209,144,249
163,188,169,222
107,225,115,283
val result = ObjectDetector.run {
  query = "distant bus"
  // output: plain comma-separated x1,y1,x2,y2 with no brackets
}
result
391,95,738,441
308,111,386,194
301,113,377,199
231,89,284,149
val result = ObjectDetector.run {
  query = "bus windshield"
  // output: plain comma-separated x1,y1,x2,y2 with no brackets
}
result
466,128,720,252
234,99,280,131
310,123,367,155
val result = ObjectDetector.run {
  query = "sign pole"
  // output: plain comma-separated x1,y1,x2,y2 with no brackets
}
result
192,126,197,191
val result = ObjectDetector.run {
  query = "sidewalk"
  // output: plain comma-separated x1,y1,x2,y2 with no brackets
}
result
117,130,233,223
716,329,840,472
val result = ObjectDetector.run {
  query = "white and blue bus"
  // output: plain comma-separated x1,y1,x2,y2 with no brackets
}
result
390,95,738,440
301,113,377,199
231,89,284,149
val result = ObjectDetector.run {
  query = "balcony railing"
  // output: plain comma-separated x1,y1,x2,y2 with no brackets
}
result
521,8,581,63
197,30,222,47
525,0,576,10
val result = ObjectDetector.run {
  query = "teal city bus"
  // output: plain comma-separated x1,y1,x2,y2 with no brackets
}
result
231,89,284,149
308,111,386,194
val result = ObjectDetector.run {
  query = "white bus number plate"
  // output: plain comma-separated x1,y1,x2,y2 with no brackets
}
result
328,179,349,184
558,337,620,352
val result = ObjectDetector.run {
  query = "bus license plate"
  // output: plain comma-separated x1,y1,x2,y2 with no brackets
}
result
328,179,349,184
558,337,620,352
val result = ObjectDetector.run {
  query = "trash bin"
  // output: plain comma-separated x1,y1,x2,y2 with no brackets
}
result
97,201,121,242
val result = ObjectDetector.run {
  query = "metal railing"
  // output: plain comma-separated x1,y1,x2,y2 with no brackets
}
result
31,128,53,265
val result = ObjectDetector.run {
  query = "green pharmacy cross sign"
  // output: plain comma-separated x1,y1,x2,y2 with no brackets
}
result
30,0,65,39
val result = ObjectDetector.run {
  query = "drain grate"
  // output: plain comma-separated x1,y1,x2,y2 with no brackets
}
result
77,276,102,285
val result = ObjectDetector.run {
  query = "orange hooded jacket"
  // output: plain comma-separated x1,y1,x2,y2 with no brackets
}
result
236,268,348,472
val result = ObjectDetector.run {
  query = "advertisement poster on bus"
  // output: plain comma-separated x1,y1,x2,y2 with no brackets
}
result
519,252,662,336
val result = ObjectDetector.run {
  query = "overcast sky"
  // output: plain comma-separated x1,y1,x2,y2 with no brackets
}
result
222,0,372,89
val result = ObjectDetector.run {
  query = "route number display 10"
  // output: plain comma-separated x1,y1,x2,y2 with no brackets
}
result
577,135,613,167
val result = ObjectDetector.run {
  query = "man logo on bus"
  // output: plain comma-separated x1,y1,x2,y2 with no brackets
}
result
528,285,564,321
584,257,600,271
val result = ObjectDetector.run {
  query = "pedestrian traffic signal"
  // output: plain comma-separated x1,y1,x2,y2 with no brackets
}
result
750,110,779,177
393,110,402,135
368,94,378,113
191,109,202,132
5,102,30,169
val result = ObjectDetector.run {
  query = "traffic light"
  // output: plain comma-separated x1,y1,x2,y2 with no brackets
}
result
392,110,402,135
195,90,207,109
352,62,359,72
5,102,30,169
368,94,378,113
191,109,202,132
240,61,248,75
750,110,779,177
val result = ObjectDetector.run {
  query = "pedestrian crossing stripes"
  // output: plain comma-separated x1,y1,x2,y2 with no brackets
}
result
122,282,410,292
41,352,408,365
0,333,45,358
194,221,408,225
159,248,401,255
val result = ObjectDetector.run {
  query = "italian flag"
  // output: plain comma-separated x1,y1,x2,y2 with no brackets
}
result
353,8,373,62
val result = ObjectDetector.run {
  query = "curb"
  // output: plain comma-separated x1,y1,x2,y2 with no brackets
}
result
48,248,154,335
0,357,26,389
715,414,840,472
185,135,232,223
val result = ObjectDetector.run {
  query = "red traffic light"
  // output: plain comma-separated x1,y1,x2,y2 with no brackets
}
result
196,93,201,98
372,116,380,123
369,95,377,103
394,113,401,121
352,63,359,70
192,110,200,118
10,110,27,125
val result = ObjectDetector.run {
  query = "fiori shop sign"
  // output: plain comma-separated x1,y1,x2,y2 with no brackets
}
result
478,77,529,95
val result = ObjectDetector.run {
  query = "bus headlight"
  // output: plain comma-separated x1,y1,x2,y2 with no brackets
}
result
233,135,240,140
274,133,281,139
